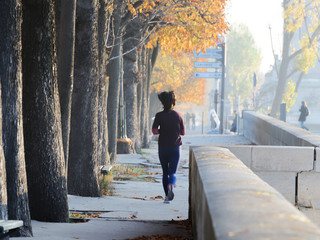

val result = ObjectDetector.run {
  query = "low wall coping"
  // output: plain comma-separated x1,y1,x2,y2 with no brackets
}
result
243,111,320,147
190,145,320,239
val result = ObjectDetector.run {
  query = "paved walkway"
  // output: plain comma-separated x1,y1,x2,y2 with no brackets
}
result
14,133,251,240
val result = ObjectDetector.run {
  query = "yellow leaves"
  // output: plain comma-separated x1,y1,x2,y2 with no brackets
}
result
284,0,306,33
151,51,206,105
145,0,228,55
295,34,318,73
128,3,137,16
283,80,297,112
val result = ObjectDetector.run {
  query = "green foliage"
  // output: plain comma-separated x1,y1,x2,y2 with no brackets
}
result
226,24,262,107
282,80,297,112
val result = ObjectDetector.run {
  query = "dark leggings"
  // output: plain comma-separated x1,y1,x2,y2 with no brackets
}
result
158,146,180,196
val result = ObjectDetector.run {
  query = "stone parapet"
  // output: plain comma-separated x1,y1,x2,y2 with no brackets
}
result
189,145,320,240
243,111,320,147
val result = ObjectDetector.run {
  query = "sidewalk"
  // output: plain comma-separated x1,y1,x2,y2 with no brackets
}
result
14,133,251,240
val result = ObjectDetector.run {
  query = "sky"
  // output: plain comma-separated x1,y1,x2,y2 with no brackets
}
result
226,0,283,73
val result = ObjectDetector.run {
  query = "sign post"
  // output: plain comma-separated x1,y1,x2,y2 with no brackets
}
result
193,41,226,134
218,43,226,134
194,72,222,79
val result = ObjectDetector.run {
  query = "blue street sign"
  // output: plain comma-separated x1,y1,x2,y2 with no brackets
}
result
194,72,222,78
193,48,223,58
194,62,222,68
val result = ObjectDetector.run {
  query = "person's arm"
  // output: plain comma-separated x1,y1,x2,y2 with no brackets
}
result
152,114,160,135
180,116,185,136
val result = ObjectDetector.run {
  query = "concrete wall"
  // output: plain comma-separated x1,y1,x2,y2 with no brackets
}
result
227,145,313,205
241,111,320,227
189,146,320,240
242,111,320,147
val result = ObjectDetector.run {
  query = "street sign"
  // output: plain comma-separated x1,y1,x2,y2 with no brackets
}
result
194,72,222,78
194,62,222,68
193,49,223,58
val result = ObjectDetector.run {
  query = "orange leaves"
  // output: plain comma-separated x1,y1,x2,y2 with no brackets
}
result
151,51,206,105
149,0,228,54
125,0,228,55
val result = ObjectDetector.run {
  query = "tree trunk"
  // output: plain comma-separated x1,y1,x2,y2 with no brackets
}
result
148,46,160,128
123,17,143,151
270,0,295,117
139,45,158,149
295,72,304,92
98,0,109,166
141,48,157,148
123,52,139,150
107,0,124,163
270,30,294,117
22,0,69,222
0,84,7,221
56,0,77,173
68,0,101,197
136,45,148,150
0,1,33,235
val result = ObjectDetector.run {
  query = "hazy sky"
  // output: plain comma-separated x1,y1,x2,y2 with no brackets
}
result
226,0,283,73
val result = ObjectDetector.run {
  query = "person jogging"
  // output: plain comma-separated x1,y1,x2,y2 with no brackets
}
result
152,91,185,204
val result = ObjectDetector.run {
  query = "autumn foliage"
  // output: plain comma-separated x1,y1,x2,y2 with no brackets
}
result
127,0,228,55
139,0,228,105
151,52,206,105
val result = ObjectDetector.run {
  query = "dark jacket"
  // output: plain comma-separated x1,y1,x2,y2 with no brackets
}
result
298,105,309,122
152,110,185,147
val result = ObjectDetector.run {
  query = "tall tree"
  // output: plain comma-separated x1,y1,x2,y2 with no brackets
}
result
22,0,69,222
107,0,125,163
97,0,110,166
271,0,320,116
123,17,144,151
226,24,261,108
68,0,101,196
0,84,7,221
0,0,33,236
56,0,77,172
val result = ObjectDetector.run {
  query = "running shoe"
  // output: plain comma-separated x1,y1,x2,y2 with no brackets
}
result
167,184,174,201
164,197,170,204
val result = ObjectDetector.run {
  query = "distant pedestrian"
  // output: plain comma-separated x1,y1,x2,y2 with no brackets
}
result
298,101,310,131
191,113,196,130
230,110,237,133
185,112,190,130
152,91,185,204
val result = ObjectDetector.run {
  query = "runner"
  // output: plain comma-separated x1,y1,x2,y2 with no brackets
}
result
152,91,185,203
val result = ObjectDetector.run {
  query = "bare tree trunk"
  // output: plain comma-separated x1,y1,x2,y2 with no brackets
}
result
270,0,295,117
137,46,146,149
141,48,157,148
295,72,304,92
0,83,7,221
22,0,69,222
148,46,160,128
98,0,109,166
0,1,33,235
68,0,101,197
270,30,294,117
107,0,124,163
56,0,77,173
123,17,145,151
